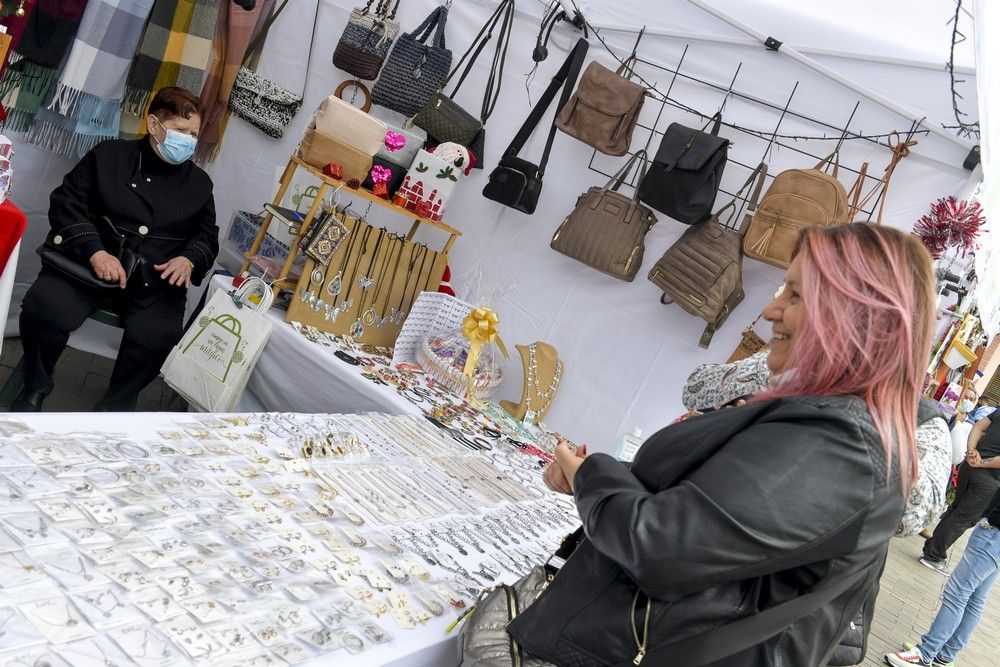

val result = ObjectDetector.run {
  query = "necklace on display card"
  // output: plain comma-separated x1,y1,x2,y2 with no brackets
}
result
0,551,49,588
18,597,95,643
131,588,188,623
0,605,47,652
106,622,182,667
0,444,33,468
34,549,112,591
56,635,134,667
5,468,67,498
158,616,225,660
0,647,72,667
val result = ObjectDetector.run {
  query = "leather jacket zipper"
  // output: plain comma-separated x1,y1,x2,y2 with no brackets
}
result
630,589,651,665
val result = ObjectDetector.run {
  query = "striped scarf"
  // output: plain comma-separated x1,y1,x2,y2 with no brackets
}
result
123,0,222,118
0,0,88,130
25,0,156,157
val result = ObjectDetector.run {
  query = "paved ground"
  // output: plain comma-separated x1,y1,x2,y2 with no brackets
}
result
0,335,997,665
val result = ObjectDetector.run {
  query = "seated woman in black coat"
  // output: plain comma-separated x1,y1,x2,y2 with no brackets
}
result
525,224,936,666
15,87,218,411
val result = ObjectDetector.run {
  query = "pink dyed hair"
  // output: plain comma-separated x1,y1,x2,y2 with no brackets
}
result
758,224,935,493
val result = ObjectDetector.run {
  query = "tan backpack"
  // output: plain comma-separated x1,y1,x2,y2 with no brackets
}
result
743,153,851,269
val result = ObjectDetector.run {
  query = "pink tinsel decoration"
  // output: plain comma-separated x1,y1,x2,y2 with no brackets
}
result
369,165,392,184
384,131,406,152
912,196,986,260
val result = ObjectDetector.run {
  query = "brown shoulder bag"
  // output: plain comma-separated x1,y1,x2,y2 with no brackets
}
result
551,150,657,281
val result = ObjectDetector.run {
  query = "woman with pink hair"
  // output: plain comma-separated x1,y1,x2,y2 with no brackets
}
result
486,225,936,666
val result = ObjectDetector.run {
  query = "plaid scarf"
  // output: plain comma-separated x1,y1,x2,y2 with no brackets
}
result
25,0,156,157
0,0,87,130
123,0,222,117
194,0,274,162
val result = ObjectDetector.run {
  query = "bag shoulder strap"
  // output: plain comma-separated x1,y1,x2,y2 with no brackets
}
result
409,5,448,48
503,37,589,174
846,133,916,225
711,162,767,235
446,0,515,123
814,151,841,179
604,149,649,194
242,0,320,100
614,561,872,667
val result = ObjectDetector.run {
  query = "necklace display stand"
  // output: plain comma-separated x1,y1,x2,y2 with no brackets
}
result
500,342,563,425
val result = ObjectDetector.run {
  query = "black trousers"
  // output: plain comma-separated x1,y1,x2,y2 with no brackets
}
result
922,462,1000,561
19,270,186,411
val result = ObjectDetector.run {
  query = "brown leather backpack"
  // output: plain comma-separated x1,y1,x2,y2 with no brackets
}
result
648,163,767,348
555,54,646,157
743,153,850,268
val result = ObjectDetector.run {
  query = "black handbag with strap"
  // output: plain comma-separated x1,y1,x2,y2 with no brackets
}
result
638,112,730,224
38,216,142,290
412,0,515,153
481,37,588,215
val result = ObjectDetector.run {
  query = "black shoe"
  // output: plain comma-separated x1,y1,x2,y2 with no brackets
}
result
11,388,47,412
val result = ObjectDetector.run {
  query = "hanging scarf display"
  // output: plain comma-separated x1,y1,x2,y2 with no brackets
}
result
0,0,87,131
123,0,223,123
25,0,156,157
0,0,38,78
194,0,273,162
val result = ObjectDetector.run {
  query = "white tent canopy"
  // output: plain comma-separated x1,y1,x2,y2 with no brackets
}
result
4,0,986,452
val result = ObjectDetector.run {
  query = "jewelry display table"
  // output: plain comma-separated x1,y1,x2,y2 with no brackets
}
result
0,410,578,666
208,275,418,415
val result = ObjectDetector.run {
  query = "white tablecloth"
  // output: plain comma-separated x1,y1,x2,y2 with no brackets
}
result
3,411,567,667
208,276,417,416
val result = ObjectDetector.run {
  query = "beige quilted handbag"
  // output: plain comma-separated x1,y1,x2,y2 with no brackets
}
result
550,150,657,281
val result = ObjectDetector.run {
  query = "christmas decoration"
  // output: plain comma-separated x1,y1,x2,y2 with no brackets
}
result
912,196,986,259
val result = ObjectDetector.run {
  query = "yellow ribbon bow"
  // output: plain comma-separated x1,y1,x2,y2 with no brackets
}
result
461,307,509,380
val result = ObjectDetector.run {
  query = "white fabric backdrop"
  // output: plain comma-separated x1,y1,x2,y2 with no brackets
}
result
4,0,979,453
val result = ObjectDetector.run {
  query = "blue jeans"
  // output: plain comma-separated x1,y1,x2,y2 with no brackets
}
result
918,522,1000,663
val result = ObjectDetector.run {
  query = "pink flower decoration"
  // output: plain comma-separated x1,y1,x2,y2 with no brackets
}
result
370,165,392,184
384,131,406,152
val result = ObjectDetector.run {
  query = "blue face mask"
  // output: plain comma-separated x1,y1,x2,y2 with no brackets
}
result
959,399,976,414
153,117,197,164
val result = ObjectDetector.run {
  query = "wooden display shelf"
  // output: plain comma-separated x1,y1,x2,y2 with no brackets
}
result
240,155,462,296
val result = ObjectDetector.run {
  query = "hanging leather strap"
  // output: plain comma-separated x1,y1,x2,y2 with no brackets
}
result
445,0,515,123
241,0,321,100
595,149,651,224
707,161,768,235
847,133,917,224
502,37,589,176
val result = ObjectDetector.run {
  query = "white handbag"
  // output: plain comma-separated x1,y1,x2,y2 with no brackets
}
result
309,81,387,157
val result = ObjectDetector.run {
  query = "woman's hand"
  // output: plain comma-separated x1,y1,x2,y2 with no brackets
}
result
554,440,588,493
90,250,128,288
543,462,573,495
155,256,195,288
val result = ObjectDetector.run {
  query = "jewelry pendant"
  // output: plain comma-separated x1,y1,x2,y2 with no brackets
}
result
349,319,364,338
327,272,343,296
311,267,324,286
358,275,374,292
362,308,378,326
523,410,537,425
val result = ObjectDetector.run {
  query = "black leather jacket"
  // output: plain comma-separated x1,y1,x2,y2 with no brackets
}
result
509,396,904,666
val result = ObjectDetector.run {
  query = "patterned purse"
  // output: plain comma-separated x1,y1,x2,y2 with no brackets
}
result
332,0,402,80
230,0,319,139
371,5,452,117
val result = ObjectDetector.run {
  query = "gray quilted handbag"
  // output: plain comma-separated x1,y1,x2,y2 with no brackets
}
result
550,150,657,282
371,5,452,117
332,0,402,80
647,163,767,348
229,0,317,139
458,566,555,667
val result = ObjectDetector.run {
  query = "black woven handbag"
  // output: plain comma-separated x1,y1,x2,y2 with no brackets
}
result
371,5,452,117
482,38,588,215
637,113,730,224
413,0,514,151
332,0,402,80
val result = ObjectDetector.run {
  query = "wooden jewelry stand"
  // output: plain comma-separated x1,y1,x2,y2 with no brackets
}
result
500,342,563,425
240,154,461,297
285,213,449,347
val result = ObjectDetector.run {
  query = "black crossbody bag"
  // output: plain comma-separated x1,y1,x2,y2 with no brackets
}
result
481,38,588,215
38,216,142,289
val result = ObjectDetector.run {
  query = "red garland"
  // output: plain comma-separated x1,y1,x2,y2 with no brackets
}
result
912,196,986,259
